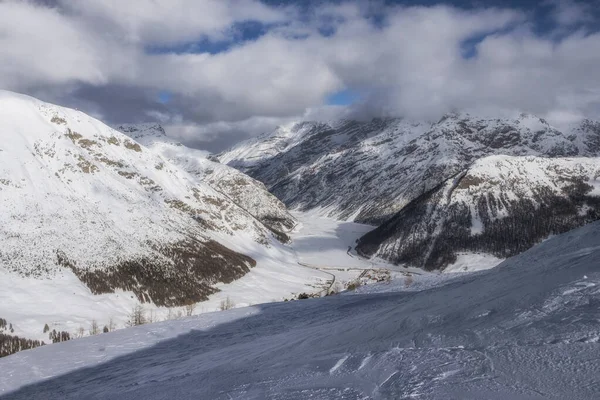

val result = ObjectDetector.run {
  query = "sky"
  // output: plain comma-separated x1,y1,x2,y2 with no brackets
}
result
2,0,600,151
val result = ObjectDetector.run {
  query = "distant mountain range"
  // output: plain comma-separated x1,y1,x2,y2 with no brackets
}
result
220,113,600,270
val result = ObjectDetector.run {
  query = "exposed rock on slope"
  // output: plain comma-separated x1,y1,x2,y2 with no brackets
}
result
0,91,274,307
220,118,428,223
116,124,296,237
356,155,600,270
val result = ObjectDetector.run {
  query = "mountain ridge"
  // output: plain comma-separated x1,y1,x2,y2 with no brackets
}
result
220,112,600,270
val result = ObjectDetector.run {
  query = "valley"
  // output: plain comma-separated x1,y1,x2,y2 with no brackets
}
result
221,115,600,270
3,2,600,398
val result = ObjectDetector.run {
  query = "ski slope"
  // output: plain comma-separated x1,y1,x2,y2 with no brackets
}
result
1,221,599,399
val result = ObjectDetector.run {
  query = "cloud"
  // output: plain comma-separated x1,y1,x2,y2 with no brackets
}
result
309,5,525,119
141,35,342,119
546,0,595,27
165,117,288,152
161,105,351,152
2,0,600,150
0,1,108,89
57,0,289,45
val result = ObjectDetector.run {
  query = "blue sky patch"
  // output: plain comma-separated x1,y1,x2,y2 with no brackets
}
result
146,21,273,55
326,89,362,106
157,90,172,104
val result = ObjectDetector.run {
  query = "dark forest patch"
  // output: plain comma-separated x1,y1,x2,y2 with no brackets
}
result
357,177,600,271
0,318,45,358
57,240,255,307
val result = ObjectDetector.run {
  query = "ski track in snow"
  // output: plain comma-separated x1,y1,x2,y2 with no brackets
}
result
329,355,349,374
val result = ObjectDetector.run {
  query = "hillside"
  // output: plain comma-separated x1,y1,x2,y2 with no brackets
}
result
357,155,600,270
116,124,297,236
1,220,598,399
0,92,325,351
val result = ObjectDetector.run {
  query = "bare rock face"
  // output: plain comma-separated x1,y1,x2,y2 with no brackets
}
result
221,113,600,270
0,91,279,307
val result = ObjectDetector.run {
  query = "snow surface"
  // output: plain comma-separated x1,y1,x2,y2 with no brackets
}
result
289,210,401,293
290,209,375,268
1,221,599,399
198,211,386,310
347,271,469,295
443,253,505,273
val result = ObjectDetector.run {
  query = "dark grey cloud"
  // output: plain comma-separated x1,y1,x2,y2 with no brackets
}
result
177,128,260,154
44,85,169,123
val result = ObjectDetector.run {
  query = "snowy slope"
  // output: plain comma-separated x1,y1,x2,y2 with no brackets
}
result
1,220,599,399
0,92,323,349
116,123,296,234
357,155,600,270
220,118,428,223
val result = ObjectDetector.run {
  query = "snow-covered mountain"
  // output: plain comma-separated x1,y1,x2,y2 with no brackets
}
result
0,91,313,351
2,219,599,399
220,113,600,269
0,91,280,303
221,114,600,224
357,155,600,270
220,118,429,223
116,123,296,237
